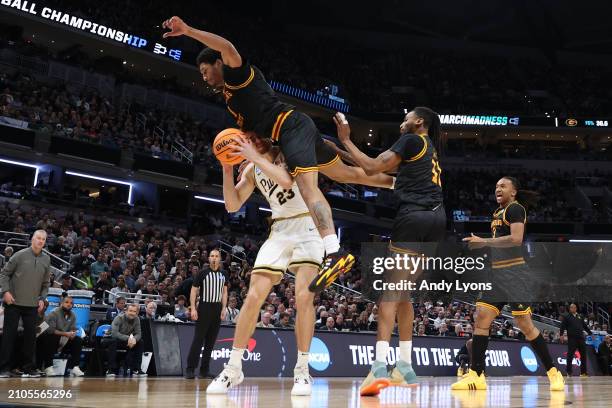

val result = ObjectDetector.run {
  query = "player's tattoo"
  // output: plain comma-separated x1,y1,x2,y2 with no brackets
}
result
312,201,332,230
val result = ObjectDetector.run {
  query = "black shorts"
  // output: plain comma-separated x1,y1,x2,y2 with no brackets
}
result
379,205,446,302
276,111,339,176
476,262,533,316
390,204,446,254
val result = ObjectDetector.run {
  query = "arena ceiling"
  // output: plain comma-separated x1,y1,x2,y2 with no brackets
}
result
234,0,612,55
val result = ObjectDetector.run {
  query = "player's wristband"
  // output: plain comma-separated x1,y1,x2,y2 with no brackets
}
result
391,177,396,190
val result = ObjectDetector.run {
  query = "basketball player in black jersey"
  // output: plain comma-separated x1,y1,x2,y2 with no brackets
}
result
162,16,393,292
452,176,565,392
334,107,446,396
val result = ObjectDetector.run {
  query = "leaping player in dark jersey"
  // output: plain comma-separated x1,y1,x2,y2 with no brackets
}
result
334,107,446,396
162,16,394,292
452,176,565,392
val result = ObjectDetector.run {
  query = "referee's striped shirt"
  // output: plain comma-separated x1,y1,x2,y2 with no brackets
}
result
194,267,227,303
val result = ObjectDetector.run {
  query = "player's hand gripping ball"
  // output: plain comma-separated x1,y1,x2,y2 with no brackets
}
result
213,128,246,166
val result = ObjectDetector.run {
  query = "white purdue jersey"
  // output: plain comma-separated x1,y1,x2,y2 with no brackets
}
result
253,163,309,219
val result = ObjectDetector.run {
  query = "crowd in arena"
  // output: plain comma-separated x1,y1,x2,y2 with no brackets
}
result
2,198,609,346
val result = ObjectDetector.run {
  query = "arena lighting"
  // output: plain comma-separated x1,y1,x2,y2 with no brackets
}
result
65,171,133,205
194,195,225,204
258,207,272,212
569,239,612,243
0,158,39,186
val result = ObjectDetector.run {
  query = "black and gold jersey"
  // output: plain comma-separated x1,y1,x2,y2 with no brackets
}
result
390,133,443,213
222,62,294,137
490,201,527,268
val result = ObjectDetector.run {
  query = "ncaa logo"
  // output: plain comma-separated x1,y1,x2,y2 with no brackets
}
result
521,346,538,372
308,337,331,371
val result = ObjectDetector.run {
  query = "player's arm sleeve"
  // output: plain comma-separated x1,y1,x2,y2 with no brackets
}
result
505,203,527,224
223,61,254,88
389,134,427,162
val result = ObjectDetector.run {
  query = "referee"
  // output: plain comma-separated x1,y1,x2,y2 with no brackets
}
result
0,230,51,377
560,303,592,376
185,249,228,379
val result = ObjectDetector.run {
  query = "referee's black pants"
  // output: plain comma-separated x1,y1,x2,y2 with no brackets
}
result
187,302,222,374
0,304,37,372
566,336,588,375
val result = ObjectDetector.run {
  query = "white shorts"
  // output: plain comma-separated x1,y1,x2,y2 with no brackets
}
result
252,214,324,284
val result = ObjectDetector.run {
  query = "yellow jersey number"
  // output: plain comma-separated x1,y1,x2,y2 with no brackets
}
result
431,157,442,187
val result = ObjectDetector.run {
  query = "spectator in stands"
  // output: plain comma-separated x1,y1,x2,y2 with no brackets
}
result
335,314,346,331
90,254,109,281
122,268,136,292
94,271,114,303
108,277,128,305
256,312,275,328
275,312,294,329
72,248,94,272
178,265,200,303
174,295,189,320
104,303,146,377
109,258,123,280
144,302,157,320
315,310,329,329
438,323,449,336
137,279,159,301
60,275,76,292
322,317,337,332
598,335,612,375
223,296,240,324
75,266,95,290
434,311,445,329
170,259,184,276
416,324,426,336
106,297,127,321
422,318,436,336
3,247,13,262
36,295,84,377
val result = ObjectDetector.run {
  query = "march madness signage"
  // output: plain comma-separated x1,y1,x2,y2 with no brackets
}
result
152,323,600,377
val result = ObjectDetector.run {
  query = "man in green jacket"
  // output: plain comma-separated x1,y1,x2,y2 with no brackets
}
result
0,230,50,378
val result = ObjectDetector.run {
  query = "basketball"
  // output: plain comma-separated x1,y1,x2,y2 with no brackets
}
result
213,128,245,165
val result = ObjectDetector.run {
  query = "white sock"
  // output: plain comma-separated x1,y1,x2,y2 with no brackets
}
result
399,340,412,364
323,234,340,254
375,340,389,364
229,347,245,370
296,351,309,370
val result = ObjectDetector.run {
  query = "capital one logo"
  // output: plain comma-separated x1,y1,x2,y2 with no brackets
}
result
520,346,538,372
309,337,330,371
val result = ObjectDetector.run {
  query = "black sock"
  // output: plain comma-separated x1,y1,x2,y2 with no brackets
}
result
470,335,489,376
530,333,554,371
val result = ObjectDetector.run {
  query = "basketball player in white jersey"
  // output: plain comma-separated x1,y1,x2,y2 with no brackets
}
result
207,135,324,395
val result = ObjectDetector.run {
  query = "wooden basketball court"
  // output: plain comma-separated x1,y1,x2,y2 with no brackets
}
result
0,376,610,407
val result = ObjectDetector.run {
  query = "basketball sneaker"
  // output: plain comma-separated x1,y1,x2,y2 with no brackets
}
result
206,364,244,394
309,250,355,293
450,369,487,390
291,366,312,396
547,367,565,391
389,360,418,387
359,360,391,396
